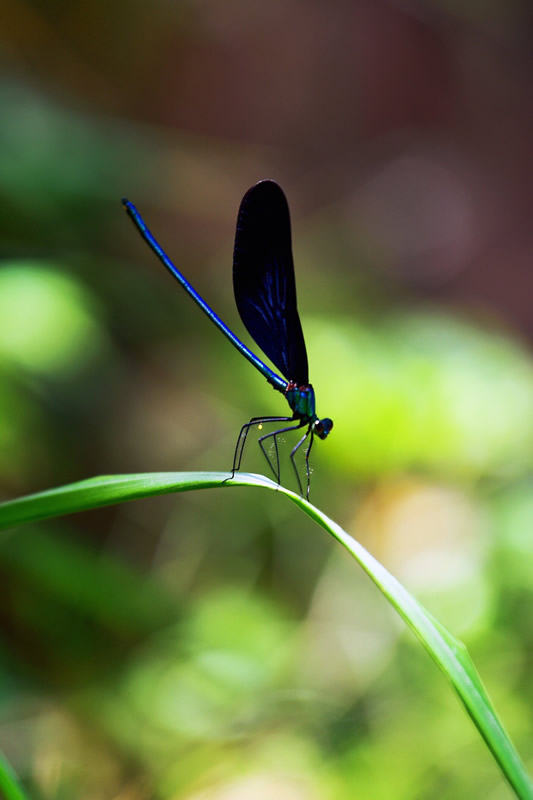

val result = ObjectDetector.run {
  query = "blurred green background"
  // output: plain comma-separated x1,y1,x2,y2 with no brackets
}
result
2,1,533,797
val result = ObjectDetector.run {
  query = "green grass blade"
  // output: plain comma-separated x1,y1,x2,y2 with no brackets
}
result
289,492,533,799
0,472,275,529
0,750,30,800
0,471,531,798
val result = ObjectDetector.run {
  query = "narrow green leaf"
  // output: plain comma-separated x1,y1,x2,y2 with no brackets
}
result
0,472,273,530
0,471,531,798
0,750,30,800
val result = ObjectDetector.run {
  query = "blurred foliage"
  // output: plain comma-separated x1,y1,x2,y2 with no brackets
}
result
2,0,533,797
0,263,106,372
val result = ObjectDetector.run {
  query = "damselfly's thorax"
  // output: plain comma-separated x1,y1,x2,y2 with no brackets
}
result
285,381,316,421
285,381,333,440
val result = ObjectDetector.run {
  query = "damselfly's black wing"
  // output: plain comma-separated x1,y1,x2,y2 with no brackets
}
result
233,180,309,385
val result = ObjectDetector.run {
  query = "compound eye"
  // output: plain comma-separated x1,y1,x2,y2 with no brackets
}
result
315,418,333,439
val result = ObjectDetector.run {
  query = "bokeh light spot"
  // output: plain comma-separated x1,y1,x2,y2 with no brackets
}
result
0,262,106,374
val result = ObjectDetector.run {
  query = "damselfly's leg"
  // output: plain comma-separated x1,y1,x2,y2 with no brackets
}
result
258,421,306,485
230,416,293,478
298,429,315,499
287,427,314,498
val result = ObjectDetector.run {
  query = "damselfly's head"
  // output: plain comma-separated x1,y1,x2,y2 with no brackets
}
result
314,417,333,440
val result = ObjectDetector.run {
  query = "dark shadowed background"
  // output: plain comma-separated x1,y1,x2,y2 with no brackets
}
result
2,1,533,797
